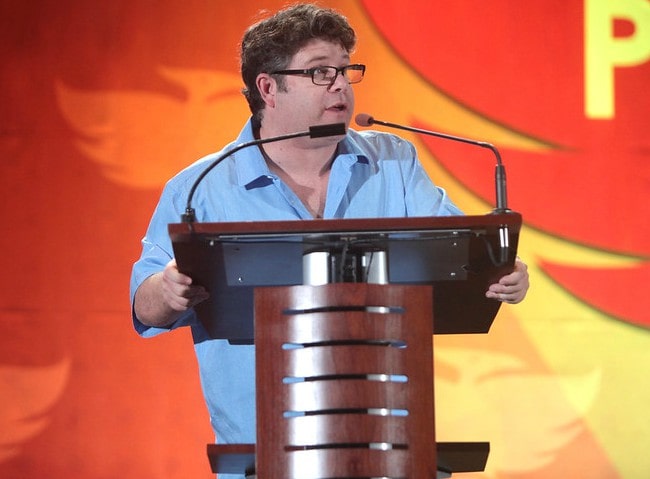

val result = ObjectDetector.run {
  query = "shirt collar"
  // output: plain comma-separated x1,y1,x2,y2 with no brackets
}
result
234,119,371,189
233,120,273,188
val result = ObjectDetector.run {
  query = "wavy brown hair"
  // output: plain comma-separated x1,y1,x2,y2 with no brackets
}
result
240,3,356,125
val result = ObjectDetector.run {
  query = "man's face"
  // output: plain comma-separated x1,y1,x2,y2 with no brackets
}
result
267,39,356,135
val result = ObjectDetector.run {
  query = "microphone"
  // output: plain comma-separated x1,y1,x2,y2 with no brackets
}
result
355,113,512,266
181,123,347,223
355,113,509,214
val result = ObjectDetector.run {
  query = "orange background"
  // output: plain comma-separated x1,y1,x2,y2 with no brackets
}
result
1,1,649,478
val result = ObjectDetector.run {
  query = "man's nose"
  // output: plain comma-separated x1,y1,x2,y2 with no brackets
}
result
328,72,349,91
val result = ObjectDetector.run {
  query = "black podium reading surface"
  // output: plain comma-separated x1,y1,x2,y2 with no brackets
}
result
169,213,521,343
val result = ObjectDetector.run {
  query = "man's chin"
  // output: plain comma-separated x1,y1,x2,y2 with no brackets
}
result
323,109,352,126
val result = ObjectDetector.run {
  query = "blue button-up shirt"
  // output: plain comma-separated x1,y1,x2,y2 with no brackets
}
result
130,119,462,478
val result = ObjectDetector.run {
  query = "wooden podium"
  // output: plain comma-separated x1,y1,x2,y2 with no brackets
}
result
169,213,521,478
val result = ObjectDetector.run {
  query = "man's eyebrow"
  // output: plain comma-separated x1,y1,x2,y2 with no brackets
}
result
303,53,351,65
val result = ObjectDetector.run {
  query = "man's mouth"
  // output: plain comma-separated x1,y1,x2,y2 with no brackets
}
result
327,103,347,112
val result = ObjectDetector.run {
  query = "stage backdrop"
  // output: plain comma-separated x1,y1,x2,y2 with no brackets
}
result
1,0,648,478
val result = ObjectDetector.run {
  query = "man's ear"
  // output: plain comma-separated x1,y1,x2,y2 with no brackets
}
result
256,73,276,108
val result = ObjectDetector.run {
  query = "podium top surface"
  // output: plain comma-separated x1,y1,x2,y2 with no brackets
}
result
169,212,521,240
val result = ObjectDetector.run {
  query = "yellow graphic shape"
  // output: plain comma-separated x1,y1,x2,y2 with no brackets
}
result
56,67,250,188
585,0,650,118
0,358,71,462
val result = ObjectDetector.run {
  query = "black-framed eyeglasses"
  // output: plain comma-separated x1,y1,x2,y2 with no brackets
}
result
271,64,366,86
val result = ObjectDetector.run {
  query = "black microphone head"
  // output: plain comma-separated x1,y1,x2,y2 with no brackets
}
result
355,113,375,127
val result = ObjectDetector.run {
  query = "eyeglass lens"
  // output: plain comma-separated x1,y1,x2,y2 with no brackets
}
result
314,65,364,85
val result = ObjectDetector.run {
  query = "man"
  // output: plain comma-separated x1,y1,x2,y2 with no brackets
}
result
130,3,529,477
